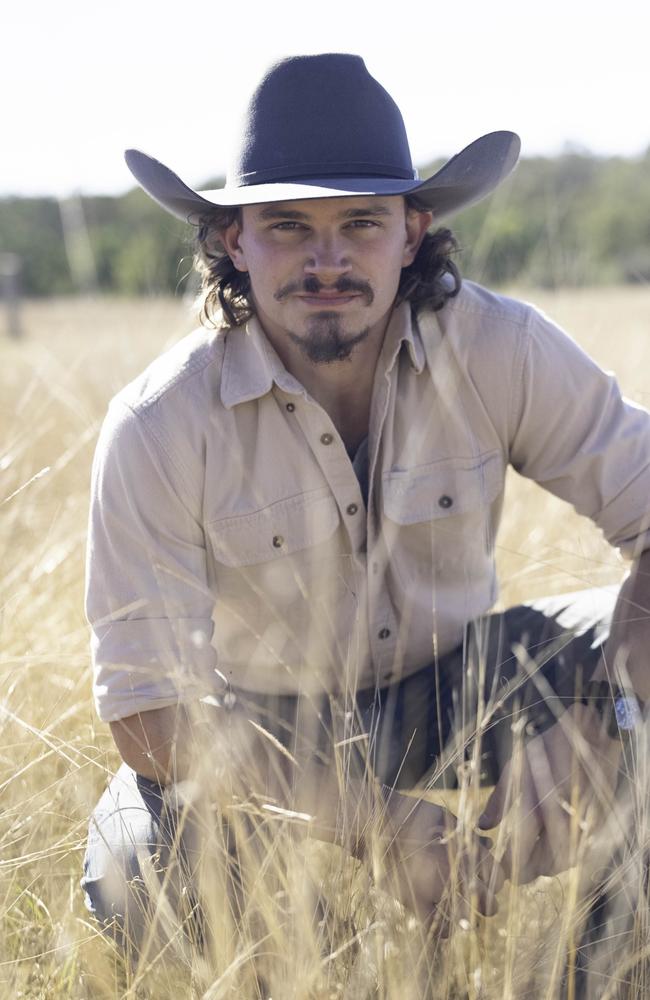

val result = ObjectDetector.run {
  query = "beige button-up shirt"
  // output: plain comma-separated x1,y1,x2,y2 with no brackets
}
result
86,281,650,722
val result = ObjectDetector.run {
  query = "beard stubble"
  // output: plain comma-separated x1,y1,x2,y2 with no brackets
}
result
276,275,374,364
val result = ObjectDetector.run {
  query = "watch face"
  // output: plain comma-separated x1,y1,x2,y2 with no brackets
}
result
614,696,643,732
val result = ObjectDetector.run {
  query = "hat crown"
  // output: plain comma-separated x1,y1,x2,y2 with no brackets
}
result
228,53,417,188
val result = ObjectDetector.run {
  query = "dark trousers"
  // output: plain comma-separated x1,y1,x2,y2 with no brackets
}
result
82,588,621,983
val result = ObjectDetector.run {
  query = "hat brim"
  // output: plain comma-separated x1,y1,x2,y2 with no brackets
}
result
124,131,520,224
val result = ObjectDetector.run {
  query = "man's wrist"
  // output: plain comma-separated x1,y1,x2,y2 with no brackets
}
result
581,681,645,740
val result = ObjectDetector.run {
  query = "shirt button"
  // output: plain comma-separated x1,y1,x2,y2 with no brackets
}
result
286,402,295,412
320,433,334,445
346,503,358,515
438,494,453,509
272,535,284,548
378,628,391,640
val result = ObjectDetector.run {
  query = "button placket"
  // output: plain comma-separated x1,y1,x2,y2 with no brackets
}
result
295,403,367,557
362,378,394,661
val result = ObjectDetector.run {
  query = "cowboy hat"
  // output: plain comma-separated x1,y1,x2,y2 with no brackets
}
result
125,53,520,223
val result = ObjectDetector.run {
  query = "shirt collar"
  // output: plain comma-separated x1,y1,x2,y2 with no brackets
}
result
220,316,306,409
382,301,426,375
220,302,425,409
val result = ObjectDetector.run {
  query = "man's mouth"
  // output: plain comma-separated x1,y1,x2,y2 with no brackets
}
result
274,278,374,306
296,291,362,306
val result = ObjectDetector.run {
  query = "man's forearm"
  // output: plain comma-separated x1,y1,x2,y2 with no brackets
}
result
109,704,191,783
109,700,380,856
110,701,506,919
595,548,650,700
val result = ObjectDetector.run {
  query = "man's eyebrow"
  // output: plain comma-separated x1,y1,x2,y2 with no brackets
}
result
338,205,393,219
255,203,395,221
257,206,311,220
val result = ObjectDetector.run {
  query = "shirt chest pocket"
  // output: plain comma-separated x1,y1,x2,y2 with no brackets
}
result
382,450,504,525
206,488,341,569
381,452,504,587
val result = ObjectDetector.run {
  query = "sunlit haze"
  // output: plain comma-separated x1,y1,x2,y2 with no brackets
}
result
5,0,649,198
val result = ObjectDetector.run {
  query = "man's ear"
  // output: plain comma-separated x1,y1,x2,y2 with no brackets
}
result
402,209,433,267
220,217,249,273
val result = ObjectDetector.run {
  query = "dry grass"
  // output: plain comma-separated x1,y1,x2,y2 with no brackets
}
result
1,287,650,998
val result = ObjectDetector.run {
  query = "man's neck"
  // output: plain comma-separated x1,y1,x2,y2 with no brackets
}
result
260,314,393,451
296,353,376,440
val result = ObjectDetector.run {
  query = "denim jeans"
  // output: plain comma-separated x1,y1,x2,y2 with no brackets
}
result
82,587,617,962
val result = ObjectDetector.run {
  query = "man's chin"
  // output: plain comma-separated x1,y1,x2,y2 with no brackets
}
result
288,314,370,365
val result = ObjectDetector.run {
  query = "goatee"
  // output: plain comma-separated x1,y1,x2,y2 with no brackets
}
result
276,275,374,364
288,314,370,364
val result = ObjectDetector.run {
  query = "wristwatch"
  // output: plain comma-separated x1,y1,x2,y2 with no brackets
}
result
582,681,645,739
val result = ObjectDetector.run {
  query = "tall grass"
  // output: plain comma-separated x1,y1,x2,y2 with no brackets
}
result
1,288,649,998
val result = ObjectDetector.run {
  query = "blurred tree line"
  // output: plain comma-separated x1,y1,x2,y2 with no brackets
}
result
2,149,650,298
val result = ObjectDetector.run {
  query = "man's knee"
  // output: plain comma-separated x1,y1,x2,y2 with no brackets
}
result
81,765,167,943
82,815,165,953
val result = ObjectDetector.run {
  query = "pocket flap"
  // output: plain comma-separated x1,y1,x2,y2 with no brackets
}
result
383,451,504,525
207,488,340,567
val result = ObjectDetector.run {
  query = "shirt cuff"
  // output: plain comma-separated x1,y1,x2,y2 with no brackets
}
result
91,617,220,722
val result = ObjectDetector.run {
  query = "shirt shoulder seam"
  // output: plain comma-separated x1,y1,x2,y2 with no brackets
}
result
444,286,534,331
130,334,225,413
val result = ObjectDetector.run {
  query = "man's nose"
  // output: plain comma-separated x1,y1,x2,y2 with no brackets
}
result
303,235,351,281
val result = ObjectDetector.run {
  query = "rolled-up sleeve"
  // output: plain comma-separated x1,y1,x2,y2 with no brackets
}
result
86,398,219,722
509,308,650,558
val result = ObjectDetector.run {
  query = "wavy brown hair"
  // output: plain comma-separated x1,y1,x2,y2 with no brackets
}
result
192,197,461,330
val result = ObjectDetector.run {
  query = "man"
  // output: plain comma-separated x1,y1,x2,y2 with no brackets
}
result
83,53,650,982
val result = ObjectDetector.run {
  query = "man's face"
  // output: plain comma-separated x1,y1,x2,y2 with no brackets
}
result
221,196,431,364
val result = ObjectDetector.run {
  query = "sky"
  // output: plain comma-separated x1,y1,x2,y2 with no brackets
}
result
4,0,650,199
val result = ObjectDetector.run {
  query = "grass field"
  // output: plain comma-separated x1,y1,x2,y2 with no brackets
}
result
1,287,650,998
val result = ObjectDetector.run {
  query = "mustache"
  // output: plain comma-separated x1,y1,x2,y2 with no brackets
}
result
274,276,374,305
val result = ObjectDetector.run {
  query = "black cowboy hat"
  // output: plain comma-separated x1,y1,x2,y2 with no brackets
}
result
125,53,520,223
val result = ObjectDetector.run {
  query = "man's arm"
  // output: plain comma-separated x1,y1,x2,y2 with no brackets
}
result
111,700,505,922
109,699,452,847
595,548,650,698
479,550,650,882
110,705,193,784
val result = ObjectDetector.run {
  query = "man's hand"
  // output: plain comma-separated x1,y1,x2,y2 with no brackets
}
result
377,792,505,927
478,703,623,884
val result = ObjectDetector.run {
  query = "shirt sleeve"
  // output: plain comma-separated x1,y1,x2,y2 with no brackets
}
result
509,306,650,559
85,398,221,722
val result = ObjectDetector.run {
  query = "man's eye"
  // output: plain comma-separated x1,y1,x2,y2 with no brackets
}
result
347,219,380,229
272,222,305,231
